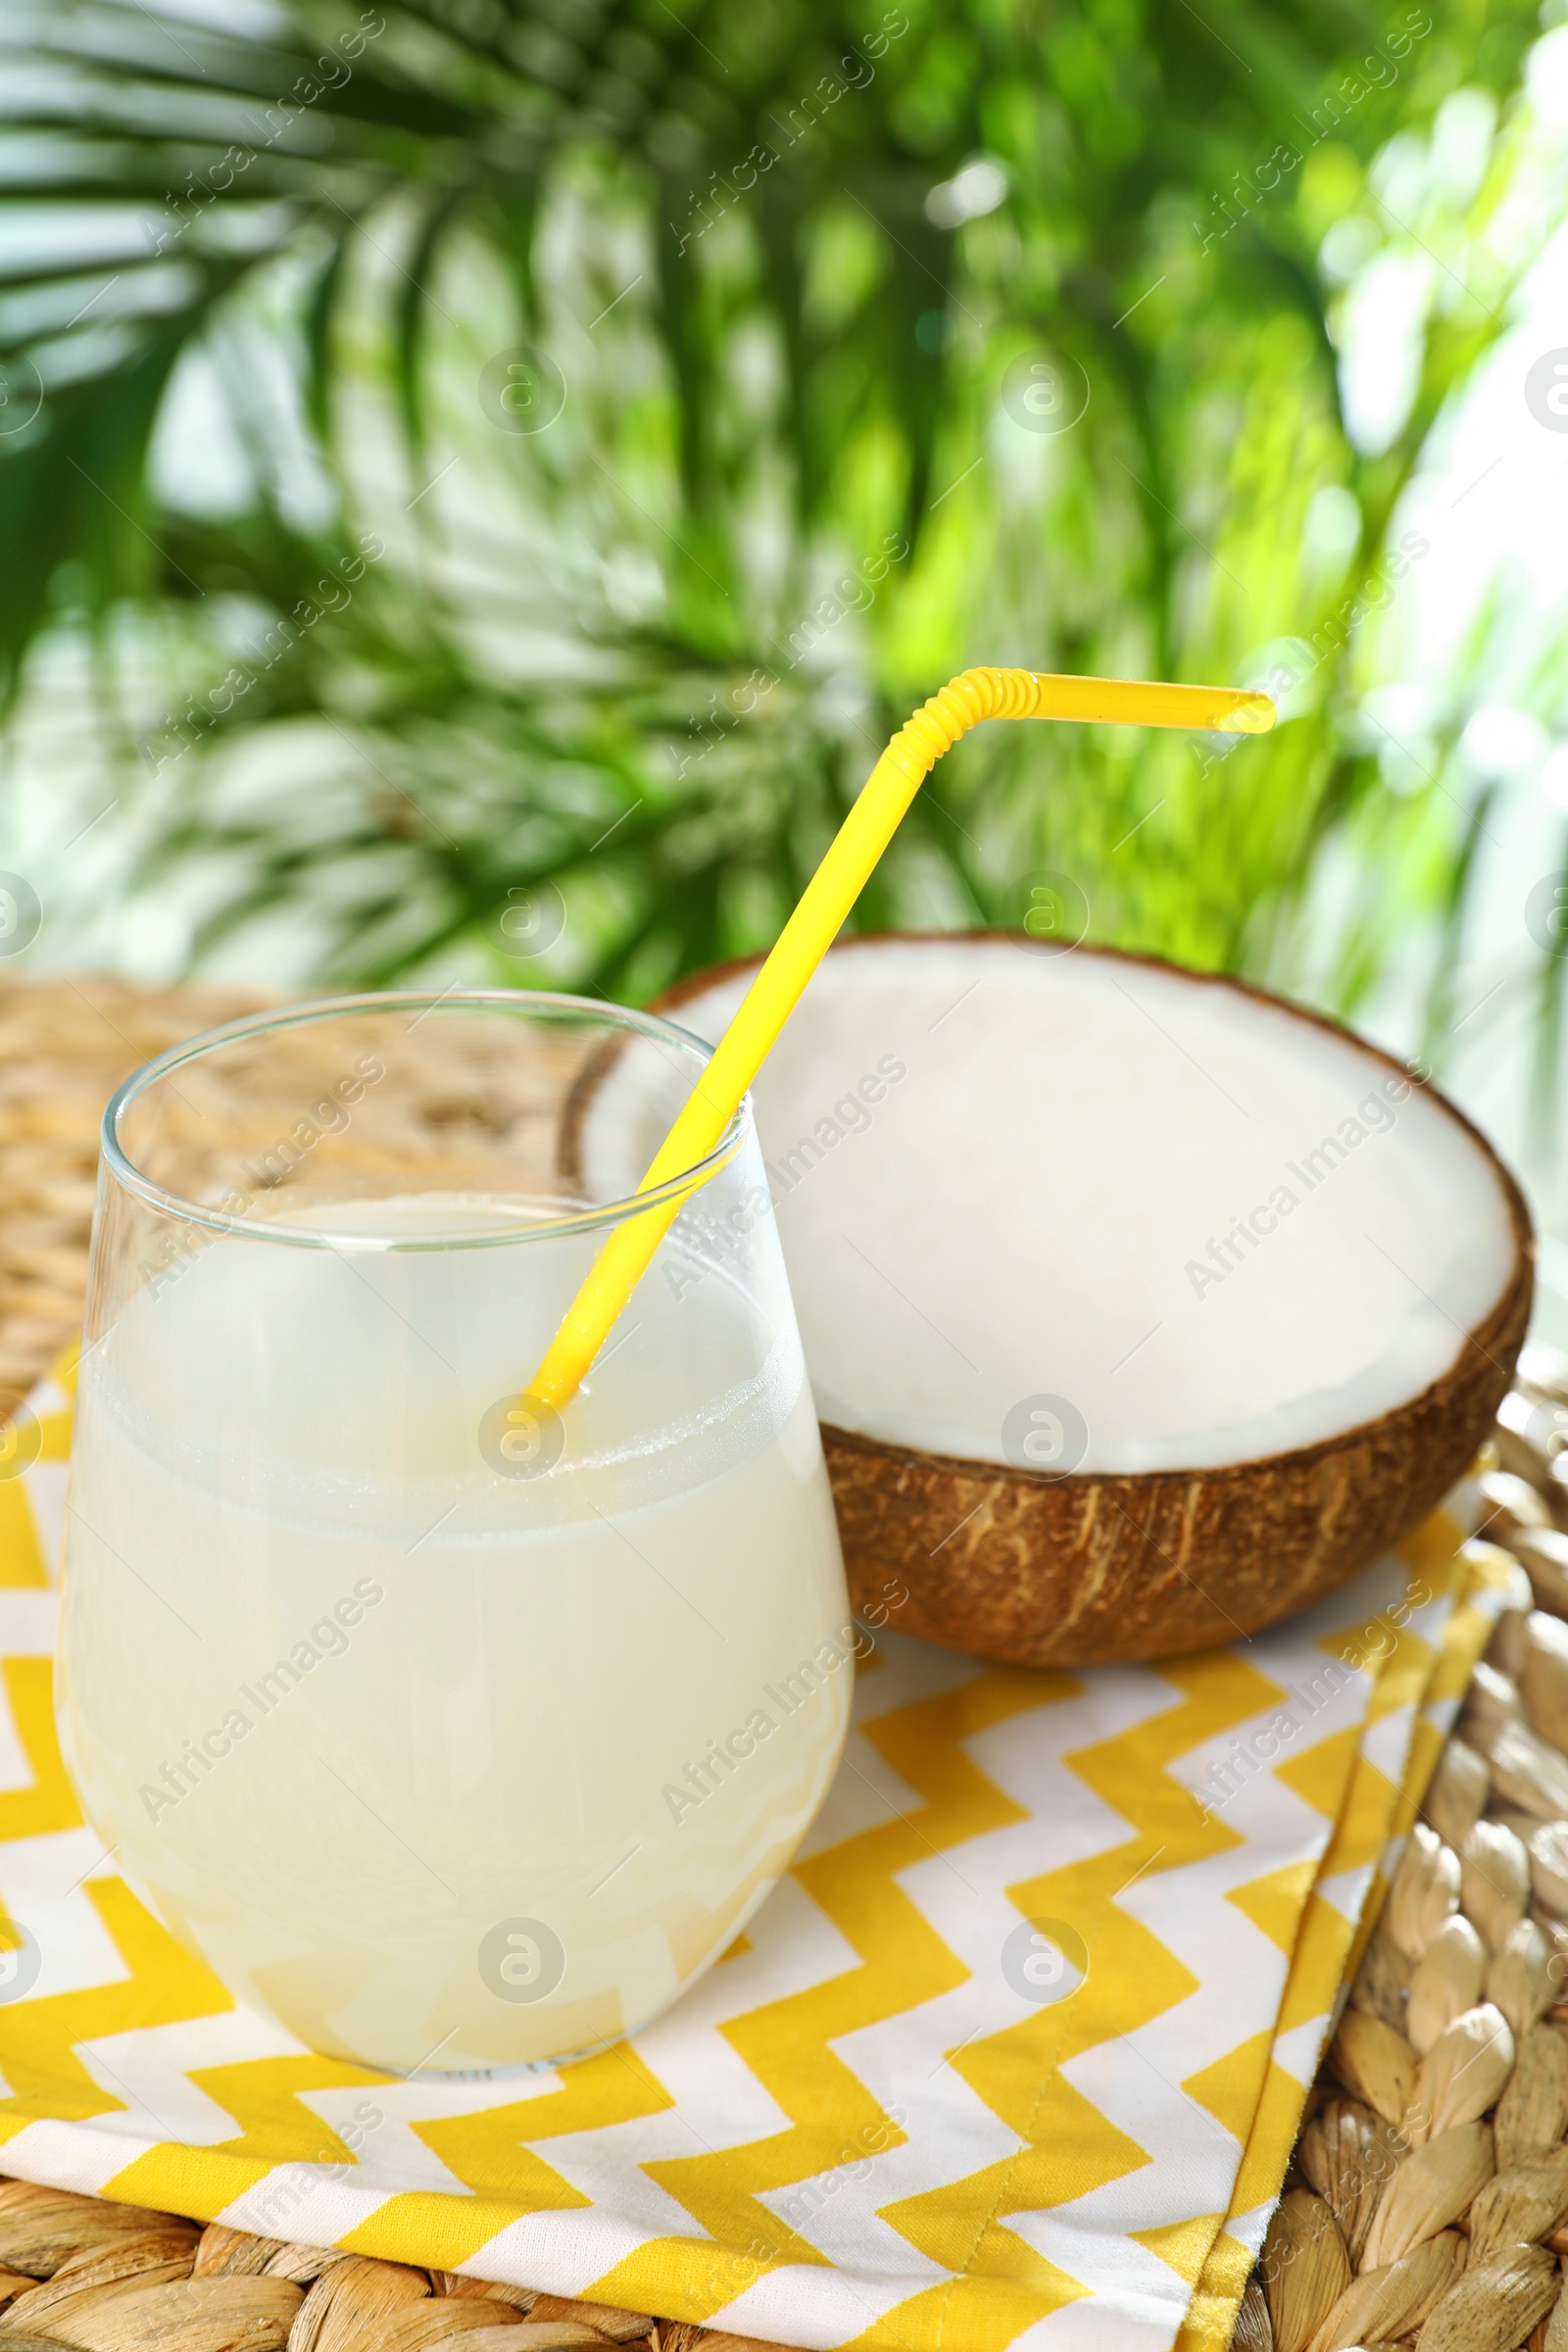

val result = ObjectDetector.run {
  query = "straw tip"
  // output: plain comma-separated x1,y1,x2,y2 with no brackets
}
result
1216,691,1277,736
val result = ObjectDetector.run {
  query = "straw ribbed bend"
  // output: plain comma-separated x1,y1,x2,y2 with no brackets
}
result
886,667,1046,781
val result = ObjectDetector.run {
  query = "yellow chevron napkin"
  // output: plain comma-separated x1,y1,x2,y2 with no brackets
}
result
0,1366,1502,2352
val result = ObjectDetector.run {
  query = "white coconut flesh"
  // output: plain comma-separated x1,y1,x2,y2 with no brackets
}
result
652,940,1519,1477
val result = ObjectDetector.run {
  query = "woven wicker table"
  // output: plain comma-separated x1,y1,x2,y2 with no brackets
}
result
0,977,1564,2352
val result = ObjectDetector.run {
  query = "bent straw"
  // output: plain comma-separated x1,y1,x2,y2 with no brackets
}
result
528,664,1274,1409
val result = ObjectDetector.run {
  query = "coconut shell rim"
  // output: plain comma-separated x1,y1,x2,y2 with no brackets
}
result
656,929,1536,1498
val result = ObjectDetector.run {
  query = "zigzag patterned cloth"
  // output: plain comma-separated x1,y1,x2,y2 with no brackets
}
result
0,1364,1506,2352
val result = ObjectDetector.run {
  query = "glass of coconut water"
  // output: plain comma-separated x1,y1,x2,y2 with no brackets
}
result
56,993,852,2075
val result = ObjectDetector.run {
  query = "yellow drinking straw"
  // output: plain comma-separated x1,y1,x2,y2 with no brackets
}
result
528,664,1274,1410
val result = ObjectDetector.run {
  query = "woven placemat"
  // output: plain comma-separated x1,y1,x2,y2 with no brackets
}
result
0,976,1561,2352
1242,1380,1568,2352
0,979,269,1406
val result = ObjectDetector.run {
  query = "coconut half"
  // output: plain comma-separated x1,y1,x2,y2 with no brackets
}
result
657,936,1532,1665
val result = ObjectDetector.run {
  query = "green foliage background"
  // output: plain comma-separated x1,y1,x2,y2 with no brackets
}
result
0,0,1555,1012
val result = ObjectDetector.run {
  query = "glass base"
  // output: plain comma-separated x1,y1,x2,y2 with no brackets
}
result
369,2026,627,2083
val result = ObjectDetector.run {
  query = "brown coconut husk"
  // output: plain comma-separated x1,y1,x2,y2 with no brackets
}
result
660,937,1533,1667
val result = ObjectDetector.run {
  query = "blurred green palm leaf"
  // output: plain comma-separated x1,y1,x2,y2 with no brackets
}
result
0,0,1550,1005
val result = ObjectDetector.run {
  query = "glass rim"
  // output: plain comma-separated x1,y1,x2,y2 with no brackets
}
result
100,987,746,1251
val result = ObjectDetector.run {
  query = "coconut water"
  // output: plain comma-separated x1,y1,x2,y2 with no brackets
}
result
57,1195,851,2074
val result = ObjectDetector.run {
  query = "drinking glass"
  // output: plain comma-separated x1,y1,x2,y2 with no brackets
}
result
56,992,851,2075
